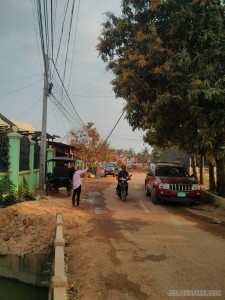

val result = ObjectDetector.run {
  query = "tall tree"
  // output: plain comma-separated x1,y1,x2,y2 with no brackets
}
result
97,0,225,195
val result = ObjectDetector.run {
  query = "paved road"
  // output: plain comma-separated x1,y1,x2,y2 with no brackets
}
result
65,173,225,300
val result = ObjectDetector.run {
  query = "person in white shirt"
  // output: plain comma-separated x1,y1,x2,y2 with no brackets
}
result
72,166,89,207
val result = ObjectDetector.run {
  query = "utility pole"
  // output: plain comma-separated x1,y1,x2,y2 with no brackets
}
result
39,54,49,189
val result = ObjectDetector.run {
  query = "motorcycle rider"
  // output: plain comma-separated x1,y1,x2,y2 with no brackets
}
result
116,165,131,196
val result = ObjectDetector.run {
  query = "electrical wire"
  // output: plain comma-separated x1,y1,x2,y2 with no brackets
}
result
51,58,85,126
35,0,47,73
49,97,69,133
62,0,76,89
103,109,126,143
50,0,54,60
50,93,83,127
43,0,50,58
50,76,80,121
31,0,43,73
67,0,81,89
0,79,42,99
32,1,135,153
0,74,42,85
56,0,77,107
54,0,70,67
96,109,126,154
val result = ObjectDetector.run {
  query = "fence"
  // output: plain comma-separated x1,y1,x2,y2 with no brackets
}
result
0,132,54,192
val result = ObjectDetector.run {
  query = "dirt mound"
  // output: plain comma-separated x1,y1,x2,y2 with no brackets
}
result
0,200,56,255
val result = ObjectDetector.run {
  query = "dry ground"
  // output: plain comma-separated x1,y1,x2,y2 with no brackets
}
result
0,179,225,299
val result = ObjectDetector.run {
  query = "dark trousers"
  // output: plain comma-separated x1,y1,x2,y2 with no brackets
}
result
72,185,81,206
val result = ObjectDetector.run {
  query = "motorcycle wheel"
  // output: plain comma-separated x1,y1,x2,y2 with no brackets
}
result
121,189,126,202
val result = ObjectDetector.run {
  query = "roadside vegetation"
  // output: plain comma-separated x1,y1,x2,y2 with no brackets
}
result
0,176,35,208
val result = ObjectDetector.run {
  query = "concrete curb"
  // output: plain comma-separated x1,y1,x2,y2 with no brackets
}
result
51,211,67,300
201,190,225,209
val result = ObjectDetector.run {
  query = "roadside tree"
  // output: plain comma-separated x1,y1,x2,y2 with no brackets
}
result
71,122,116,164
97,0,225,195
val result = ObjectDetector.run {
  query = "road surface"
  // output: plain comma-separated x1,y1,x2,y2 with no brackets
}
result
63,173,225,300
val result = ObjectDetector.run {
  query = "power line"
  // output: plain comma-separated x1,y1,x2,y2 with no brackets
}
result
96,109,126,154
67,0,81,89
43,0,50,57
61,0,76,87
50,93,83,127
49,97,69,134
54,0,70,66
51,58,85,126
31,0,44,74
0,74,41,85
104,109,126,143
50,76,82,125
0,79,42,98
35,0,46,68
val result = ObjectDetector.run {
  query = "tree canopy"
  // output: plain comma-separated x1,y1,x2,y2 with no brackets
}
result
97,0,225,163
71,122,116,163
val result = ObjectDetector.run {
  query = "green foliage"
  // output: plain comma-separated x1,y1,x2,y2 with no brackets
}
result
150,146,190,166
0,176,16,207
97,0,225,161
0,132,9,172
0,176,35,208
17,176,35,201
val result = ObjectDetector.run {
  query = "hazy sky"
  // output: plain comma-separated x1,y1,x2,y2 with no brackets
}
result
0,0,151,153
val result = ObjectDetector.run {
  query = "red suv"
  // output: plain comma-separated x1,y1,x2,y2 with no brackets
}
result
145,162,201,205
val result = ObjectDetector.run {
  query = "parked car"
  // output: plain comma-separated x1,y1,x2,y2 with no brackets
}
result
104,162,118,177
96,166,105,177
145,162,201,205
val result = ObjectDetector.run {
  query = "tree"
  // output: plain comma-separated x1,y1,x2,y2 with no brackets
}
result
136,147,151,163
71,122,116,163
97,0,225,195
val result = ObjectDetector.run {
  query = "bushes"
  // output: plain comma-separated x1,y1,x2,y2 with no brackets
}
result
17,176,35,201
0,176,35,208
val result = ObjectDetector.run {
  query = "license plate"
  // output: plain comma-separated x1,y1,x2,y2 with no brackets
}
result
177,192,186,197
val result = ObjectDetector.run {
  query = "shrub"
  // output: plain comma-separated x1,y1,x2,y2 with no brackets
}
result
17,176,35,201
0,176,16,207
0,176,35,208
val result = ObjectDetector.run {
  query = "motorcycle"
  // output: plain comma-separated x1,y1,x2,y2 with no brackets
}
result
117,175,132,201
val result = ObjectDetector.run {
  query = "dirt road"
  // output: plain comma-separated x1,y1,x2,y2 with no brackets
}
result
0,173,225,300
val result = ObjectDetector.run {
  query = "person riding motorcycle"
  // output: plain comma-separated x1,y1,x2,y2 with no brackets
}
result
116,165,131,196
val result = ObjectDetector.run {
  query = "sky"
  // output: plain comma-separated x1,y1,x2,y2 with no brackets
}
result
0,0,151,154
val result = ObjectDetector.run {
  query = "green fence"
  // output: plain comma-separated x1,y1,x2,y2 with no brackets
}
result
0,132,54,192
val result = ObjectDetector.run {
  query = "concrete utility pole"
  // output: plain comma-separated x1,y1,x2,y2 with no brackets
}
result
39,54,49,189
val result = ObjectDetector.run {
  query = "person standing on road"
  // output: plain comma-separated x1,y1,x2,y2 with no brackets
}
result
72,166,89,207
